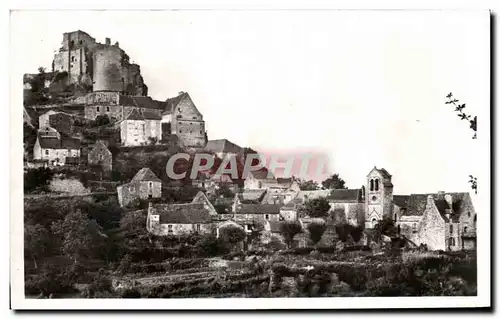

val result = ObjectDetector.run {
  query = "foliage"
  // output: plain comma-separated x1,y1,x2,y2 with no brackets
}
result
373,217,398,241
24,167,54,193
446,92,477,194
295,178,320,191
219,225,246,245
298,197,331,218
322,173,347,190
93,114,110,127
307,222,327,245
121,288,141,298
279,221,303,248
50,208,105,263
24,223,51,269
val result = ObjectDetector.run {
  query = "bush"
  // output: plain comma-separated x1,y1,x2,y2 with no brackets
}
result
121,288,141,298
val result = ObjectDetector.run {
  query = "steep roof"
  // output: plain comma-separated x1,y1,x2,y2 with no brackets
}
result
393,195,410,208
164,92,200,116
152,203,212,224
123,108,161,121
191,191,217,215
249,168,275,180
89,140,111,155
131,168,162,183
38,137,80,150
235,204,281,214
328,189,362,202
119,95,166,110
205,139,243,155
367,166,392,178
237,189,267,203
402,192,472,223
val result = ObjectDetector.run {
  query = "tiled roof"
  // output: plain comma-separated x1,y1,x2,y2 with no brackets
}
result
152,203,212,224
295,190,331,202
393,195,410,208
235,204,281,214
205,139,243,154
249,168,275,180
164,92,189,114
119,95,166,110
328,189,362,202
237,189,267,203
38,137,80,150
124,108,161,121
402,192,472,223
131,168,162,183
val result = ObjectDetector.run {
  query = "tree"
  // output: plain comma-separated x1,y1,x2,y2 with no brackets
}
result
446,92,477,194
24,223,50,269
93,114,110,127
24,167,54,193
50,209,99,264
322,173,347,190
296,179,320,191
373,217,397,241
335,223,351,242
219,225,246,246
307,222,326,246
298,197,331,218
279,221,303,248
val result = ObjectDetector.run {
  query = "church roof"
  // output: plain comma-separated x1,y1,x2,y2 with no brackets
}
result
328,189,362,202
131,168,162,183
393,195,410,208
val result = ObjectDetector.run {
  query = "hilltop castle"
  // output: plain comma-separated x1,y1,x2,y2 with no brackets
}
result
52,30,148,96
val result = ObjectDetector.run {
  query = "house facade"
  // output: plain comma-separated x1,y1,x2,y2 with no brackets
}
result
87,140,113,174
395,192,477,251
120,108,162,146
146,202,214,236
33,136,81,166
117,168,162,207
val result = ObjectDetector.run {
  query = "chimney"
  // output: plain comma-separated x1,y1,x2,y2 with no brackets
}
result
105,37,111,45
115,41,119,47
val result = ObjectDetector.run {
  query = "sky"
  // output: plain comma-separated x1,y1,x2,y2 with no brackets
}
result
11,10,489,201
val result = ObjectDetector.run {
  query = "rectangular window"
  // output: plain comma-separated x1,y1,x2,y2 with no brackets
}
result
45,150,49,155
196,224,201,232
265,214,270,220
106,107,110,112
96,106,100,112
149,182,153,188
168,225,173,233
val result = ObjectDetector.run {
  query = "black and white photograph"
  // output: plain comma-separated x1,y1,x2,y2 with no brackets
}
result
9,6,491,310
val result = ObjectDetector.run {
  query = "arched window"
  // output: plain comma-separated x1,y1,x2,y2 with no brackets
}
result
393,213,397,221
464,226,468,233
468,211,471,218
397,224,401,234
375,179,379,191
449,224,453,233
370,179,374,191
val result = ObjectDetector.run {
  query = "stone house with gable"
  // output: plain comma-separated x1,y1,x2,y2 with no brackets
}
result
117,167,162,207
327,188,365,226
39,110,78,136
33,136,81,166
120,108,162,146
205,139,243,159
87,140,113,177
243,169,278,190
162,91,207,148
395,192,477,251
146,202,214,236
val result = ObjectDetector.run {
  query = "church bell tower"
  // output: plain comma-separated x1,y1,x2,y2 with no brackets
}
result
365,166,394,229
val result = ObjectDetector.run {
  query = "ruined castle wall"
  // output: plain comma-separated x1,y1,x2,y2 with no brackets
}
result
93,46,125,92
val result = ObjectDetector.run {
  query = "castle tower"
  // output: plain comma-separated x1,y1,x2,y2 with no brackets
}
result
365,166,394,229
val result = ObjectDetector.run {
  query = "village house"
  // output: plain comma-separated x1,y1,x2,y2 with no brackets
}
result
205,139,243,159
146,201,214,236
394,192,477,251
33,136,81,166
83,91,164,122
235,189,268,204
39,110,77,136
37,126,61,139
87,140,113,177
243,169,278,190
162,91,207,148
191,191,218,216
120,108,162,147
117,168,162,207
231,201,282,225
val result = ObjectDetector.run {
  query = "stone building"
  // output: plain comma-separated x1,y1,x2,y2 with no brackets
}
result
33,136,81,166
205,139,243,159
162,92,207,148
83,91,164,122
117,168,162,207
231,201,282,225
328,188,365,227
87,140,113,176
146,201,214,236
394,192,476,251
52,30,147,95
39,110,77,136
120,108,162,147
243,169,277,190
